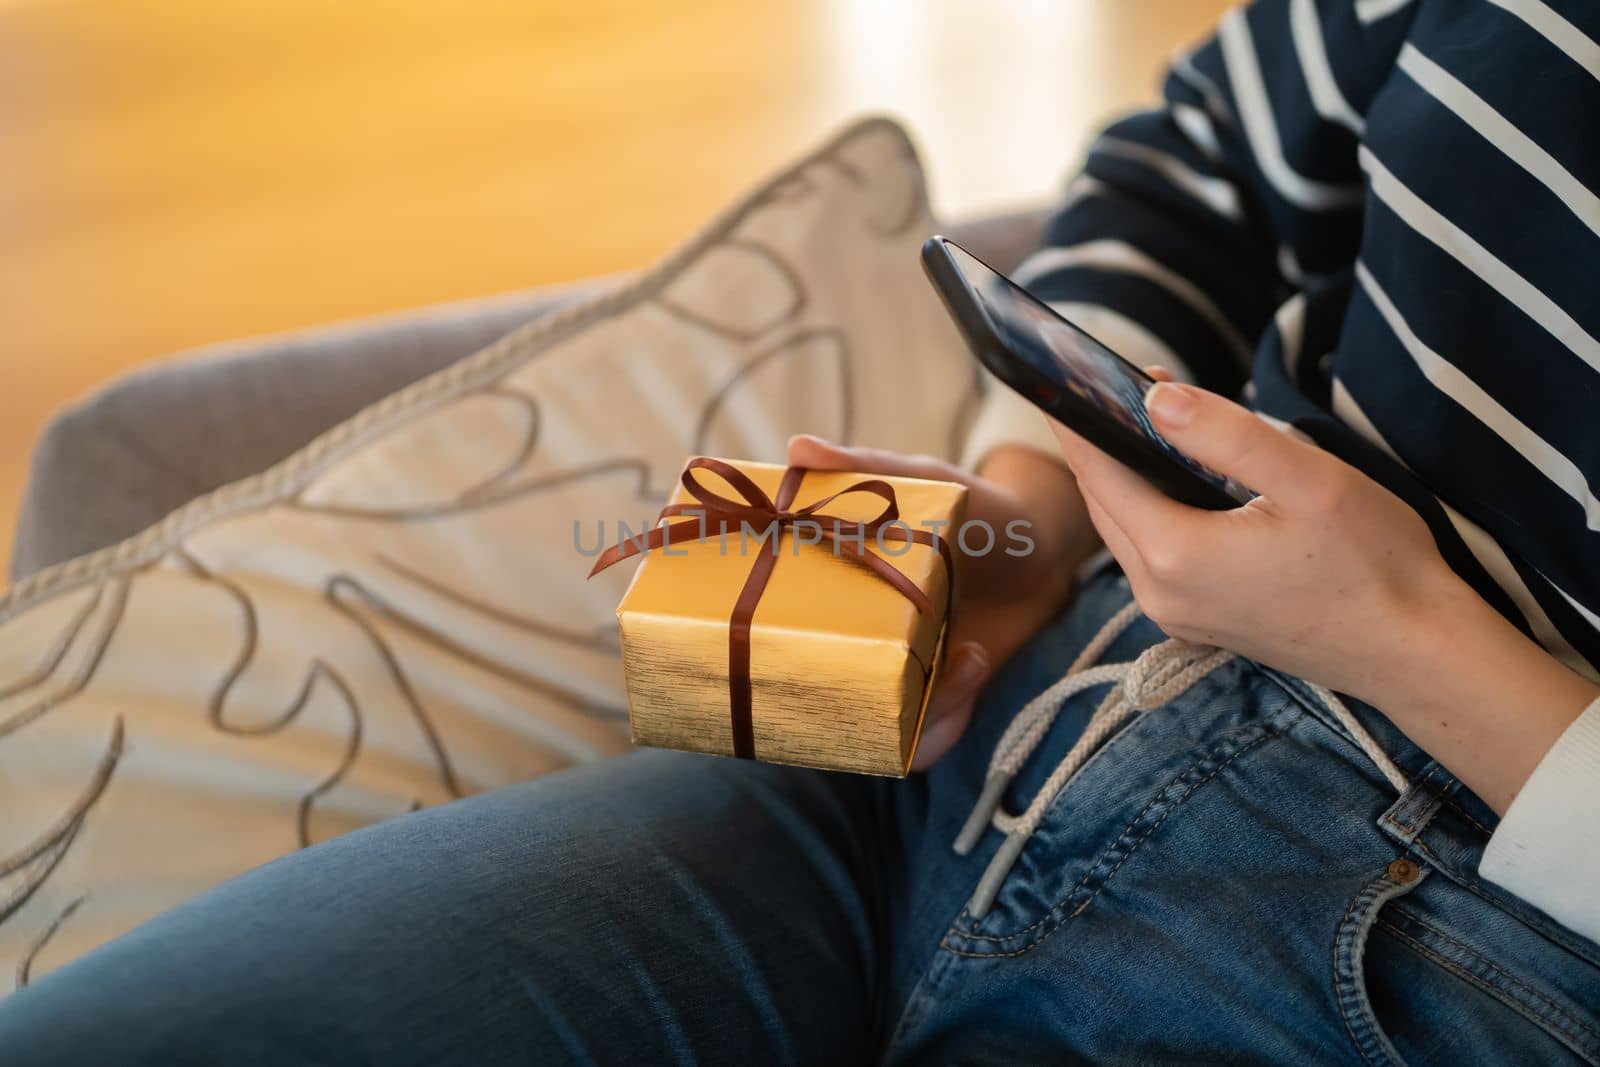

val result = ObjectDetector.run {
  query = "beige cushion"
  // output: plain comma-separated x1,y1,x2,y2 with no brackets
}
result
0,117,990,990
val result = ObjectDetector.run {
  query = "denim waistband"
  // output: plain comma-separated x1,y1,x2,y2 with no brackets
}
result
1072,555,1432,784
1071,561,1600,966
961,557,1417,919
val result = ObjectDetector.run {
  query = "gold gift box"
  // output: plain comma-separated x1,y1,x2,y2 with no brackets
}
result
612,458,966,777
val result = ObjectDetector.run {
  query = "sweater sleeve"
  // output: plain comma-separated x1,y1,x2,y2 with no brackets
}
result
961,0,1413,466
1479,698,1600,944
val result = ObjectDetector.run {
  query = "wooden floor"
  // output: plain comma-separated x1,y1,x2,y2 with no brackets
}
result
0,0,1229,578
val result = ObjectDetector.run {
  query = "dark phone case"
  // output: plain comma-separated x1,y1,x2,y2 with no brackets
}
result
920,236,1241,511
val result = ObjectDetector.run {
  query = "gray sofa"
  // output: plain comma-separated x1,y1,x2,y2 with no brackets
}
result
10,209,1048,581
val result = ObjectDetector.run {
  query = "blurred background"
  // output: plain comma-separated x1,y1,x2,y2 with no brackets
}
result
0,0,1230,576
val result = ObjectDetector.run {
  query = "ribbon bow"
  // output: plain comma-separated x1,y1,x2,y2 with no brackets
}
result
589,457,953,759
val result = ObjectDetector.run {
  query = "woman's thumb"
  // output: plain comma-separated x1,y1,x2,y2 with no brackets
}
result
910,641,989,771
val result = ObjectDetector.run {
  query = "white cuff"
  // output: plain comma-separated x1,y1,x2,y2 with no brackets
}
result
1479,696,1600,943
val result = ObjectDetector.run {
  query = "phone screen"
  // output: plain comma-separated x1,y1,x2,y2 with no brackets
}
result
945,242,1252,505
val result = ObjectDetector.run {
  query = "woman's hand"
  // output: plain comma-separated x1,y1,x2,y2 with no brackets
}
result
1052,371,1455,700
788,435,1099,769
1053,373,1599,812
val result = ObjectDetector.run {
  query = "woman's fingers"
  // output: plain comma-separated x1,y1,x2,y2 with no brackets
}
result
787,435,980,489
1079,486,1144,577
1046,419,1102,479
1143,383,1328,508
1049,417,1193,559
910,640,989,771
786,435,1026,534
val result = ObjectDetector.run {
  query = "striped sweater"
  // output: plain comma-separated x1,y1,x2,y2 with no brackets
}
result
961,0,1600,942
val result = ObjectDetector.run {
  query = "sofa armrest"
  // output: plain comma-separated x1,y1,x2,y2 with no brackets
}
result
11,286,589,580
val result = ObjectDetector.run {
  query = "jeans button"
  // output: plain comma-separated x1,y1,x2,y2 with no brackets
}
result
1386,858,1420,884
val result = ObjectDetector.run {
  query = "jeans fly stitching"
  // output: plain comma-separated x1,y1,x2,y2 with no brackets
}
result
941,726,1280,958
948,719,1275,943
1333,865,1423,1067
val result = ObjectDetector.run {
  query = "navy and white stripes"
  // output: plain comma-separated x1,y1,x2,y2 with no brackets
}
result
1020,0,1600,682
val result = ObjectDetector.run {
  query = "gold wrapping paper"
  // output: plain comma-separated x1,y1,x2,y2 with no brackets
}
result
612,458,966,776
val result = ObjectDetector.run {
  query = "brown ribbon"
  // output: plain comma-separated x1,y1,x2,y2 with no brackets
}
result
588,457,954,759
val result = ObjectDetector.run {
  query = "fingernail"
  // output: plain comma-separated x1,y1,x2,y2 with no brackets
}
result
1146,382,1198,428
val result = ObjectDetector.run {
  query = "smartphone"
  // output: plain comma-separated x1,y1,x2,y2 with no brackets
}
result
921,235,1253,510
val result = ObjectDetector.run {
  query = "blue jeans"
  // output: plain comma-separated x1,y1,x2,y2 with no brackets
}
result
3,566,1598,1064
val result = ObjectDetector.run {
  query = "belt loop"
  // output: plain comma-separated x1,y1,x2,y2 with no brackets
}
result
1377,761,1448,847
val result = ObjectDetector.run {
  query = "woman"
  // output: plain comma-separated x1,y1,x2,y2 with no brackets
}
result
4,0,1598,1061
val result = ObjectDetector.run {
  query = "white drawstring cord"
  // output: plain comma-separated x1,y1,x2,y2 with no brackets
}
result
954,604,1411,918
